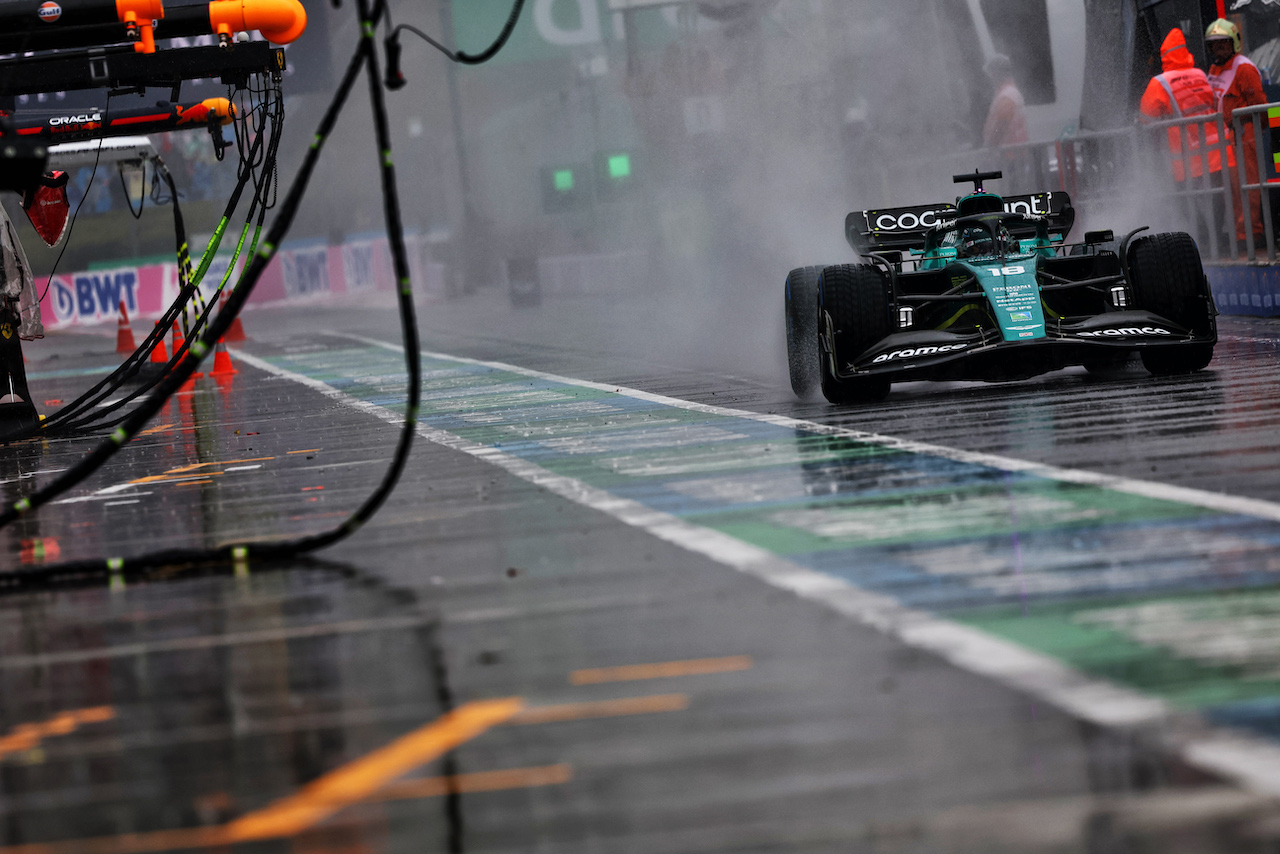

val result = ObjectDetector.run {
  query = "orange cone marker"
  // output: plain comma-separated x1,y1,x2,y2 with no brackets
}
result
115,301,136,354
149,322,168,363
211,339,237,376
221,293,247,342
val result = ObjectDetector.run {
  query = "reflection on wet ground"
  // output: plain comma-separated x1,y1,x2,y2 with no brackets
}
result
2,308,1280,851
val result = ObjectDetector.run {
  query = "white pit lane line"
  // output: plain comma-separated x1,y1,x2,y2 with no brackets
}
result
233,340,1280,796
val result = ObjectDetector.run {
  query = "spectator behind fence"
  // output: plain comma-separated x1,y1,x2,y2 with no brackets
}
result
982,54,1030,186
1207,17,1268,248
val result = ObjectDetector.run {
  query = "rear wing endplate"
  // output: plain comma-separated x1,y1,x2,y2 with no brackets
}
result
846,191,1075,255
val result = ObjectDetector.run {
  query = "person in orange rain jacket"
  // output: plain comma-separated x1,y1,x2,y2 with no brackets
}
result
983,54,1029,148
1139,28,1221,185
1207,17,1268,247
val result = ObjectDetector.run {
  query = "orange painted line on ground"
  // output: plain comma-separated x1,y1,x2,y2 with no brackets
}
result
137,423,173,436
175,480,215,487
0,707,114,761
569,655,754,685
119,456,277,487
0,826,220,854
124,473,222,487
371,763,572,801
287,449,321,454
0,699,523,854
163,457,274,475
507,694,688,725
220,697,524,841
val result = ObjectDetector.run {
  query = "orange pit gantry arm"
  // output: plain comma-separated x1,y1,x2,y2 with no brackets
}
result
208,0,307,46
116,0,164,53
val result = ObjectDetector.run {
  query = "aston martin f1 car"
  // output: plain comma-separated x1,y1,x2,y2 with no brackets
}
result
785,170,1218,403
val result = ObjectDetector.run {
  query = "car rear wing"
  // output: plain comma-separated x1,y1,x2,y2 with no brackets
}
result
845,191,1075,256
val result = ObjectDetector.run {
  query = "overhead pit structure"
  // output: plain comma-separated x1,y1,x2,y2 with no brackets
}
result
0,0,302,438
0,0,306,54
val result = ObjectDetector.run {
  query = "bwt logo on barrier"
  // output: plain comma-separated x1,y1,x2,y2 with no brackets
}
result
342,243,377,292
51,271,138,324
282,248,331,298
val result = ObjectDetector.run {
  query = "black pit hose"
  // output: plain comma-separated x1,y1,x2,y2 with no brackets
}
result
38,129,272,434
384,0,526,90
249,0,421,558
49,100,284,435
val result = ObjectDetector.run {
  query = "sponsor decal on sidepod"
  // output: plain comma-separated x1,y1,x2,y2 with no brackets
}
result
871,343,968,364
1078,327,1173,338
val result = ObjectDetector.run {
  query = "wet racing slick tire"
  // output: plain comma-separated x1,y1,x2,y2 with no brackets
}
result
1128,232,1215,375
818,264,892,404
785,266,823,398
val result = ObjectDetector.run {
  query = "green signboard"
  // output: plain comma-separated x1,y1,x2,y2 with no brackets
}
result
452,0,675,65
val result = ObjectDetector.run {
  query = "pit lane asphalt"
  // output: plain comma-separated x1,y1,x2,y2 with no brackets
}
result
2,287,1280,853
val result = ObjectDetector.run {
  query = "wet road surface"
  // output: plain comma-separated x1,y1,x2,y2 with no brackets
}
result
3,287,1280,852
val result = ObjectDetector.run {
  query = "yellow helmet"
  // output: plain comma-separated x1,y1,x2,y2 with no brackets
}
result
1206,18,1241,54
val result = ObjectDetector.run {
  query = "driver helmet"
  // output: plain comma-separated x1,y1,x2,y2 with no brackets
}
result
1205,18,1241,55
958,224,1012,258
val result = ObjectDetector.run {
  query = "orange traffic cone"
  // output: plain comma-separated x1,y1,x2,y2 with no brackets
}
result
210,339,237,376
221,292,247,342
115,301,136,354
149,322,168,363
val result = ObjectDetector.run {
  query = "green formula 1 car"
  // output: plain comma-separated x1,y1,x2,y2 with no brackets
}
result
785,170,1218,403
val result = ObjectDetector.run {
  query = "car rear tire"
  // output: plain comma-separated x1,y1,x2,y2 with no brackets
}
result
785,266,822,398
818,264,892,404
1128,232,1215,375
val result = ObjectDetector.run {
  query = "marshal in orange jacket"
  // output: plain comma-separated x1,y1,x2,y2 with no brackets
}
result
1140,28,1221,180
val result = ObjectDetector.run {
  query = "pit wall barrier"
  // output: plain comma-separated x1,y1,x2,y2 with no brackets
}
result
36,233,449,329
1206,265,1280,315
517,252,647,295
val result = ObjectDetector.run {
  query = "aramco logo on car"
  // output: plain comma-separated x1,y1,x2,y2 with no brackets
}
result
871,343,968,364
1078,327,1173,338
